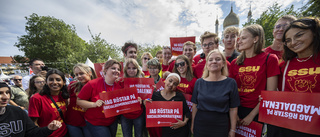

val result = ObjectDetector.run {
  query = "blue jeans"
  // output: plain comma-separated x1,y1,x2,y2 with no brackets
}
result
66,124,92,137
85,121,118,137
120,114,144,137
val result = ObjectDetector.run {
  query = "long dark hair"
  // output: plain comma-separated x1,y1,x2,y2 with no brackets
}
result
282,17,320,62
173,55,194,81
40,69,69,99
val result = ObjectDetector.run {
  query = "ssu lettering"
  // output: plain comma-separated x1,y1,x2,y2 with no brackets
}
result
288,67,320,76
239,66,260,72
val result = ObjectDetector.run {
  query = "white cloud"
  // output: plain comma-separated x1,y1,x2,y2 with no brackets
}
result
0,0,303,56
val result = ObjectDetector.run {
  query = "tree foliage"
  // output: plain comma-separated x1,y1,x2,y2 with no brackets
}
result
242,3,298,47
300,0,320,17
85,27,122,64
14,13,87,72
136,44,163,65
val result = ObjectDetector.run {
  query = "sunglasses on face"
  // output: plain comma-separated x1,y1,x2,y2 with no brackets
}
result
144,57,150,60
14,79,22,81
175,62,186,67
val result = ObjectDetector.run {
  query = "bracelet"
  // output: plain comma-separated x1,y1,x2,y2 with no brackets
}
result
230,129,236,132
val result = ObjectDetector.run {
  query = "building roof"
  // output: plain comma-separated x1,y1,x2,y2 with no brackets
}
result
0,56,14,64
223,6,240,29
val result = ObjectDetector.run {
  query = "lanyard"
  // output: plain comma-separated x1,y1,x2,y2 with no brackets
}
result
103,79,114,92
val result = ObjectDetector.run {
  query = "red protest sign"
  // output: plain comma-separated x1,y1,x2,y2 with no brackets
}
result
94,63,104,78
235,121,263,137
259,91,320,135
146,101,183,127
155,80,165,92
99,87,141,118
170,36,196,56
124,78,154,100
183,93,193,112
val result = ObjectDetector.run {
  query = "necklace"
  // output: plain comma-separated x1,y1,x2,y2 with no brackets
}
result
296,54,313,62
0,107,6,115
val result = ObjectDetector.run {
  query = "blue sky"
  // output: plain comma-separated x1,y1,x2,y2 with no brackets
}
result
0,0,306,57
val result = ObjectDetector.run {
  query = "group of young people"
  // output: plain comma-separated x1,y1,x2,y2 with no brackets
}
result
1,15,319,137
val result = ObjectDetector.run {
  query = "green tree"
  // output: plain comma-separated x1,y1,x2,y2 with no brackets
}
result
85,27,122,64
243,3,298,47
136,44,162,65
14,13,87,72
300,0,320,17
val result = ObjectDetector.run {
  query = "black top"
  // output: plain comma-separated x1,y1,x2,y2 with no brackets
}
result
191,77,240,112
0,105,53,137
227,50,240,63
152,91,191,137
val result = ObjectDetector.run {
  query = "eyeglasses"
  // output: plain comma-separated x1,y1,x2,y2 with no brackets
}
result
175,62,185,67
14,79,22,81
275,24,288,30
35,81,45,84
202,42,215,48
143,57,150,60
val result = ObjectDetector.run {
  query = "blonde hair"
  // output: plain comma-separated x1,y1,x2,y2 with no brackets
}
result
141,52,153,60
124,58,144,78
236,24,265,65
70,63,97,93
223,26,240,36
202,49,228,78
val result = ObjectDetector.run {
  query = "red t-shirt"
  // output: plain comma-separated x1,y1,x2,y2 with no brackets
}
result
229,52,280,108
143,70,150,78
28,93,67,137
77,77,121,126
177,77,197,95
263,46,283,61
193,54,206,79
278,54,320,93
65,81,86,127
162,61,175,72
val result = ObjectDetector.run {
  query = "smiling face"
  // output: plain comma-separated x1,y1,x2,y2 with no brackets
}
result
273,19,291,41
202,37,217,54
74,67,91,84
104,64,121,81
238,30,258,51
126,63,138,77
142,55,151,66
47,74,65,93
0,87,10,108
183,44,195,61
148,65,160,78
165,76,179,92
125,47,137,60
285,28,313,57
175,59,187,75
206,52,225,73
